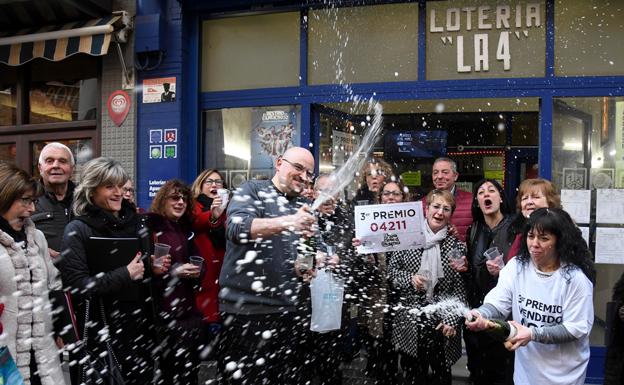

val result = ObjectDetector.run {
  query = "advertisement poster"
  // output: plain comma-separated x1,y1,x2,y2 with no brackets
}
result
354,201,425,254
332,130,361,166
142,77,176,103
250,107,301,170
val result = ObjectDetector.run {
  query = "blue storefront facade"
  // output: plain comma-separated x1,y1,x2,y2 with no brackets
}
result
135,1,624,381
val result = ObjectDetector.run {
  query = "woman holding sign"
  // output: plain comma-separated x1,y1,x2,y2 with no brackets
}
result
466,208,595,385
389,189,467,385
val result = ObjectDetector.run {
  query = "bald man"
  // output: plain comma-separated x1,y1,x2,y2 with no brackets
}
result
218,146,317,385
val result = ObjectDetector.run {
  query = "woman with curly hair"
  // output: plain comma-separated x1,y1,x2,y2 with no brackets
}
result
148,179,203,385
466,208,595,385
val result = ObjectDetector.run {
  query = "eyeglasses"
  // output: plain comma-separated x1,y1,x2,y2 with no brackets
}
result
168,194,187,202
281,158,314,180
366,170,386,177
122,187,135,194
382,191,402,197
19,196,39,206
429,203,452,213
203,178,224,186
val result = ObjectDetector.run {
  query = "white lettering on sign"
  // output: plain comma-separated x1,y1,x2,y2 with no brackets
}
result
429,2,542,74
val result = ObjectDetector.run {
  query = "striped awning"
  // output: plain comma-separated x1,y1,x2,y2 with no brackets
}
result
0,15,120,66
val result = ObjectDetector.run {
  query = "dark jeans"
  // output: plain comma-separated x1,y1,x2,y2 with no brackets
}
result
401,329,451,385
154,316,203,385
464,329,515,385
218,313,307,385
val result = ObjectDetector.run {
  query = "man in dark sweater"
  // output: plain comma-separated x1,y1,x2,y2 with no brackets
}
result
218,146,316,385
31,142,78,383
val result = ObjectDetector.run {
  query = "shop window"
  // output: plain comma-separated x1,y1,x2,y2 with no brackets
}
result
29,56,98,124
308,3,419,85
0,143,16,163
0,65,17,126
552,96,624,349
555,1,624,76
202,106,301,188
318,97,538,197
201,13,300,92
426,0,546,80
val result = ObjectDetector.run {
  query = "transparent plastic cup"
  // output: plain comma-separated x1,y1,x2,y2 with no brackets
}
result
448,248,465,269
484,246,504,269
189,255,204,268
153,243,170,267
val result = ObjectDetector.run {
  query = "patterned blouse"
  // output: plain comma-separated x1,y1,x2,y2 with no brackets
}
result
388,234,468,365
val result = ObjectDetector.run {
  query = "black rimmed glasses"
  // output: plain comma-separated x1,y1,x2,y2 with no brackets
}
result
382,191,402,197
203,178,224,186
19,196,39,206
281,158,314,180
168,194,187,202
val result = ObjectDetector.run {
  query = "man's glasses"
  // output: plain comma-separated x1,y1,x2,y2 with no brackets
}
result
168,194,187,202
203,178,224,186
281,158,314,180
19,196,39,206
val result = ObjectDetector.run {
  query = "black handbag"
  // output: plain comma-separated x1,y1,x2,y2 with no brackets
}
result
78,298,126,385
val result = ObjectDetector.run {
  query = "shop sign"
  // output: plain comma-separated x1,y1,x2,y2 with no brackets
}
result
427,1,545,79
107,90,131,127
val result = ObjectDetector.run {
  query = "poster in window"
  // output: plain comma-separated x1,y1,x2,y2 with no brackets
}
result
332,130,361,166
590,168,614,189
562,168,587,190
142,77,176,103
230,170,249,189
251,107,301,170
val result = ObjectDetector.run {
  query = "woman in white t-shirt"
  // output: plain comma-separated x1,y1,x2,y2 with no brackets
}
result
465,207,595,385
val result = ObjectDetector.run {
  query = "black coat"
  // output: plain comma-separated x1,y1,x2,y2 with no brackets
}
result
605,273,624,385
59,201,155,383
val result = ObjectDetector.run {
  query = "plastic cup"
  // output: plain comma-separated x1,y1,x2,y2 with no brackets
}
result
153,243,170,267
448,248,465,268
217,188,229,208
326,245,336,256
190,256,204,268
484,246,504,269
417,268,432,290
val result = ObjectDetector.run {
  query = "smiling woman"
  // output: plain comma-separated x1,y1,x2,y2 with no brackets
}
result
0,163,66,384
147,179,203,385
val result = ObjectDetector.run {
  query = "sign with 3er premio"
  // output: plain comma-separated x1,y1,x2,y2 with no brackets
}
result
354,201,425,254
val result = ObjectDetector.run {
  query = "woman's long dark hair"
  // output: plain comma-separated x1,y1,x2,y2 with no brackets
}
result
517,208,595,284
470,178,513,225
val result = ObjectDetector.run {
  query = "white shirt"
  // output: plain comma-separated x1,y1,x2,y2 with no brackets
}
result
484,258,594,385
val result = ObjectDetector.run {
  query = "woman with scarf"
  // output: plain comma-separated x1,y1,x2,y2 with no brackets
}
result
389,189,467,385
148,179,203,385
190,169,228,343
60,157,154,384
0,163,66,385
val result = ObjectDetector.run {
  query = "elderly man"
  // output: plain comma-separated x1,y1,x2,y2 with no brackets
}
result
31,142,78,383
427,157,473,241
218,146,317,385
33,142,76,258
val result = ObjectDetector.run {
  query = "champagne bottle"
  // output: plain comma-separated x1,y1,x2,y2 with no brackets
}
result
483,319,517,342
296,235,317,273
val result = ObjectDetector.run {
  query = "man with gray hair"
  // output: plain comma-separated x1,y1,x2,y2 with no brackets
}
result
428,156,473,241
33,142,76,257
32,142,78,383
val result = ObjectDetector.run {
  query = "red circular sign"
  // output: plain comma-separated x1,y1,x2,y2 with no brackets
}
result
107,90,131,127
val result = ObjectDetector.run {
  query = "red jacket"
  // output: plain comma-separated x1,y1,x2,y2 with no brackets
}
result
192,201,226,323
422,187,473,242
